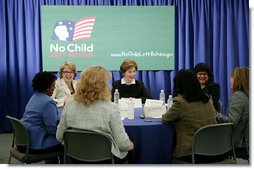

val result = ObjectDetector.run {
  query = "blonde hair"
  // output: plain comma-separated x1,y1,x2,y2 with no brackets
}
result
120,59,138,75
74,66,111,105
59,61,77,78
231,67,249,97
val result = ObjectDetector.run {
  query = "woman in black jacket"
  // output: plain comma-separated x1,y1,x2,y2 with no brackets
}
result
194,63,221,112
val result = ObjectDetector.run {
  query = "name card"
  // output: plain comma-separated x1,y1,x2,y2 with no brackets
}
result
144,99,164,107
120,98,142,108
118,99,134,120
144,105,167,118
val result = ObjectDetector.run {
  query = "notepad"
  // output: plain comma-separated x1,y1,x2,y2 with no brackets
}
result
144,99,166,118
118,99,134,119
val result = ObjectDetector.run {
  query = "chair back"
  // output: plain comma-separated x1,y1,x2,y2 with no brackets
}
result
192,123,236,164
6,115,63,164
244,123,249,151
63,129,114,163
236,123,249,161
6,115,29,148
244,123,249,162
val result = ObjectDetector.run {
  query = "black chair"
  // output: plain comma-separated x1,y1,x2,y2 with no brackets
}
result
6,115,63,164
172,123,236,164
235,123,249,163
63,129,114,164
191,123,236,164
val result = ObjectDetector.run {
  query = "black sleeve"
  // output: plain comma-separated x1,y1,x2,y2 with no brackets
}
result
138,81,153,104
209,83,220,102
209,83,221,112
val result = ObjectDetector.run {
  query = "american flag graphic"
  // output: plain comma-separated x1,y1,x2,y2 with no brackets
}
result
51,16,96,42
73,16,96,41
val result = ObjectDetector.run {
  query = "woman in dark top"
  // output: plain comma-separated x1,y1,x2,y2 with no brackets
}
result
162,69,218,163
111,59,152,104
194,63,221,112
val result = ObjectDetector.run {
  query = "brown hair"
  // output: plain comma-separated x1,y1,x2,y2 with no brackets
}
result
59,61,77,78
120,59,138,75
74,66,111,105
231,67,249,97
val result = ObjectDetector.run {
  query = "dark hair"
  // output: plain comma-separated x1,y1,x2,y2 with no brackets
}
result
32,72,56,92
173,69,209,103
194,63,214,82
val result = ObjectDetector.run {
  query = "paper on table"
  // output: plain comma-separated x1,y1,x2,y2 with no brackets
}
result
120,98,142,108
144,99,164,107
144,105,167,118
118,99,134,120
144,99,166,118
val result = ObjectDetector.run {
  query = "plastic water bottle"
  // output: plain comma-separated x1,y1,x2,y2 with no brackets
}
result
167,95,173,110
159,89,165,105
114,89,120,104
128,98,135,119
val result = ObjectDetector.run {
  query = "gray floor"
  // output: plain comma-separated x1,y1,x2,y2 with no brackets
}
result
0,133,250,165
0,133,14,164
0,133,44,164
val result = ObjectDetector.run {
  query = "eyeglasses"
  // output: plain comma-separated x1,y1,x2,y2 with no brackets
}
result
63,71,74,74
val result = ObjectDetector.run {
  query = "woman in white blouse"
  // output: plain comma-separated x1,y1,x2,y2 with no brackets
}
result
51,61,77,107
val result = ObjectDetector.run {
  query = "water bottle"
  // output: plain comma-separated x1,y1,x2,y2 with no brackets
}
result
128,98,135,119
114,89,120,104
159,89,165,105
167,95,173,110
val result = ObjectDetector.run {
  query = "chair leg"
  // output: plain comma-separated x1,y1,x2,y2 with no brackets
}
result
64,154,66,164
8,138,14,164
8,154,12,164
112,155,115,164
58,155,64,164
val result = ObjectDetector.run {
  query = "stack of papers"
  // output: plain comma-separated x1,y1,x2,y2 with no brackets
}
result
143,99,167,118
118,98,142,120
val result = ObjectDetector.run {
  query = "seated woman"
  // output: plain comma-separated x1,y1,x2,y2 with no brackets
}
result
217,67,249,159
51,61,77,108
56,66,134,164
162,69,218,163
111,59,152,104
194,63,222,112
20,72,63,163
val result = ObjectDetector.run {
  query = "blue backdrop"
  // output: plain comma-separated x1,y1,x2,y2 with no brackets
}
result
0,0,249,133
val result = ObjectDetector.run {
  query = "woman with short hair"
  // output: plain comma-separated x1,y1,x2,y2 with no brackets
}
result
51,61,77,107
111,59,152,104
194,63,221,112
20,71,63,163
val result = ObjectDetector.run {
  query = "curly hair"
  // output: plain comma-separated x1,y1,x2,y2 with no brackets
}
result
231,67,249,97
32,71,56,92
59,61,77,79
74,66,111,105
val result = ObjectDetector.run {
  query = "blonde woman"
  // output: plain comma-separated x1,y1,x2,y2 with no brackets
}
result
217,67,249,148
56,66,134,163
51,61,77,107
